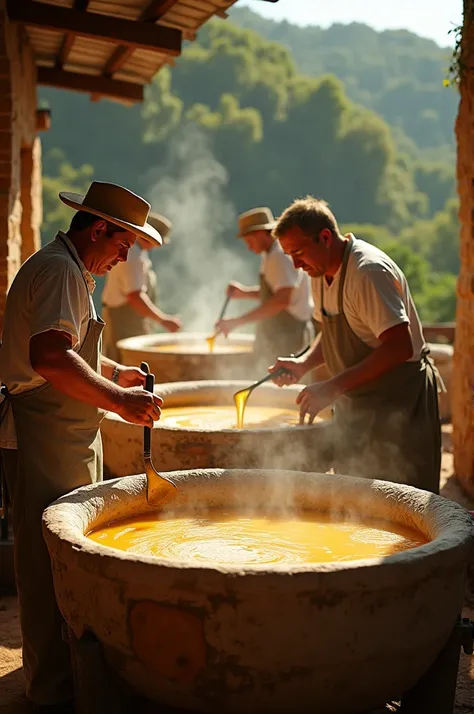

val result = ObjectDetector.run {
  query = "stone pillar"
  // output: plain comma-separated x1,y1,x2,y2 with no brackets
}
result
20,137,42,263
453,0,474,497
0,0,38,332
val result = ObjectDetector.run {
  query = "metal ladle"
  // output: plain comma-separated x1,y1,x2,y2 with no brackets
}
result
233,345,310,429
140,361,177,507
206,294,231,352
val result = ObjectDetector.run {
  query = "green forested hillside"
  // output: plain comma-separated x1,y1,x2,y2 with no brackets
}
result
229,7,458,159
39,14,459,323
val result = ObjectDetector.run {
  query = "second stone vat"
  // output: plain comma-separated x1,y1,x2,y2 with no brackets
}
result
101,380,333,478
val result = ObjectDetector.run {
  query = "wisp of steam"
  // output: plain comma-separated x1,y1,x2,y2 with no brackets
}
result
144,124,257,331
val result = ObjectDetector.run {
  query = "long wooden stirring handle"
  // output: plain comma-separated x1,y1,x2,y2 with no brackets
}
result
218,295,231,322
141,362,153,457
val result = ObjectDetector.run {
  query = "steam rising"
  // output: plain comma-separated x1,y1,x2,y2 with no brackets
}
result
145,124,256,331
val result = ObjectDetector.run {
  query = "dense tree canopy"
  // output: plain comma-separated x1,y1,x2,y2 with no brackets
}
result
39,13,459,322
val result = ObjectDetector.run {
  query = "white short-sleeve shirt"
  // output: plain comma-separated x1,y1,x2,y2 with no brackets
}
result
102,243,151,308
0,232,96,447
311,236,425,361
260,240,313,322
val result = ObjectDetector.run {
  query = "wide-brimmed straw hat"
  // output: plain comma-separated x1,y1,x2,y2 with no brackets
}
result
59,181,162,247
237,207,276,237
147,211,172,245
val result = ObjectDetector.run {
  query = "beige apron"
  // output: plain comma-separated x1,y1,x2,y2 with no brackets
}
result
253,274,308,370
321,237,441,494
103,262,158,362
6,237,105,705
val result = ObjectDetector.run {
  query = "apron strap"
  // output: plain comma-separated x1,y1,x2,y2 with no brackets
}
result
421,346,447,394
320,236,353,316
57,234,95,320
337,236,353,315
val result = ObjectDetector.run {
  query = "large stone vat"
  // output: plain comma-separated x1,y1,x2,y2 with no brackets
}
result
101,381,333,478
43,470,474,714
117,332,256,382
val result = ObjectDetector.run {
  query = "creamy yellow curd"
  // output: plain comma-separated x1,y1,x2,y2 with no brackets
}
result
158,405,307,429
151,342,253,355
88,510,427,566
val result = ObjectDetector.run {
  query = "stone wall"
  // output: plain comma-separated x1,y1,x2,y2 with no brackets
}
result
453,0,474,497
0,0,39,331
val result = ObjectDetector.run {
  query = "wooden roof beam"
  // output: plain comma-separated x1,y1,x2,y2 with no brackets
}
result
37,66,144,104
102,0,179,78
6,0,182,56
56,0,91,70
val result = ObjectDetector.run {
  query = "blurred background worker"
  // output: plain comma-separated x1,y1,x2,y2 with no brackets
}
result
102,211,182,361
216,207,313,369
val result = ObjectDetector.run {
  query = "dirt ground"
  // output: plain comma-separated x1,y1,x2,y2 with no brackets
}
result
0,427,473,714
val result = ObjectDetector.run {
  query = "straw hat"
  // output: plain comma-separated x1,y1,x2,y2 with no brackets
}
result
147,211,172,245
59,181,162,247
237,207,276,237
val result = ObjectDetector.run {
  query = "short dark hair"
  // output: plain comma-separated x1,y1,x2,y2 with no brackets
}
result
273,196,339,242
69,210,126,234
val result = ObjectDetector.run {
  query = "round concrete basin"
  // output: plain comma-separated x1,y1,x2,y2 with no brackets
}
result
101,381,334,478
117,332,256,382
43,470,474,714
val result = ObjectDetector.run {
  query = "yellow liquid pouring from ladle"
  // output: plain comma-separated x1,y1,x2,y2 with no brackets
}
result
206,334,217,353
234,388,251,429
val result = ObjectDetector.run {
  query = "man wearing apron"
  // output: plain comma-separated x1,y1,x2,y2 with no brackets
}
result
102,211,182,362
0,182,163,713
216,207,313,369
270,196,441,494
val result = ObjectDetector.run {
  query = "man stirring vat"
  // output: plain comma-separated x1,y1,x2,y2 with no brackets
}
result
216,207,313,369
270,197,442,493
102,210,182,362
0,181,163,713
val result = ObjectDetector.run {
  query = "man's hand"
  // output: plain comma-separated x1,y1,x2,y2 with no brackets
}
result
226,281,248,299
215,317,241,337
269,357,307,386
115,388,163,427
160,315,182,333
296,380,340,424
116,366,146,388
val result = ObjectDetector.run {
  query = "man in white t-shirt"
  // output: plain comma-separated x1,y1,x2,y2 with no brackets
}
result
269,196,441,494
102,211,182,361
216,207,313,368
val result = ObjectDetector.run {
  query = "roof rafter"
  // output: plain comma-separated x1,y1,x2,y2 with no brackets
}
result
56,0,91,70
6,0,182,57
102,0,180,78
37,66,144,104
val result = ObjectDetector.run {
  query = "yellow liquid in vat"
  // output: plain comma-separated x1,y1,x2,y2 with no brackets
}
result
159,405,306,429
88,510,426,566
151,342,253,355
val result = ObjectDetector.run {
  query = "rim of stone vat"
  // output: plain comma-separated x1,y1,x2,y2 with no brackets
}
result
116,331,255,350
42,469,474,578
104,380,333,433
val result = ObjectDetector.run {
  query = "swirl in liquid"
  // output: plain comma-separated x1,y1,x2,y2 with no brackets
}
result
88,510,426,568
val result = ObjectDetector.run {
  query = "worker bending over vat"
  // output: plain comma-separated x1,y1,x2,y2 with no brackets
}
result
102,210,182,362
0,182,163,713
271,196,442,494
216,207,313,370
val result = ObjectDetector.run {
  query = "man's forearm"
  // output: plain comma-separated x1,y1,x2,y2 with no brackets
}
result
235,292,291,325
128,291,168,324
101,354,120,379
332,340,409,396
36,349,123,412
300,336,325,373
239,286,261,300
